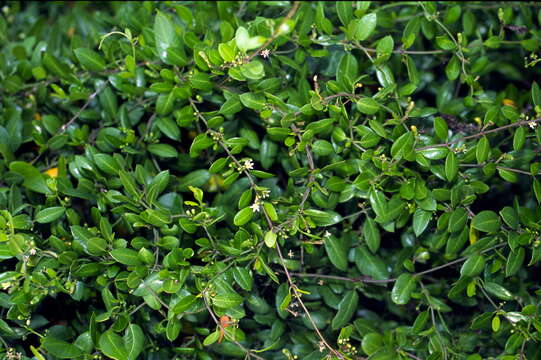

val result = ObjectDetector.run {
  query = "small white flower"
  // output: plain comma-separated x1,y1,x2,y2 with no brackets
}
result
288,250,294,258
29,248,36,256
529,121,537,129
244,159,254,170
323,230,331,238
260,189,270,199
250,202,260,212
261,49,270,59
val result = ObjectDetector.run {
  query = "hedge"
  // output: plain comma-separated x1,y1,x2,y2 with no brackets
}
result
2,1,541,359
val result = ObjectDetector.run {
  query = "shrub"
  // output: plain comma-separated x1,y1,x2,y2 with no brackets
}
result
2,1,541,359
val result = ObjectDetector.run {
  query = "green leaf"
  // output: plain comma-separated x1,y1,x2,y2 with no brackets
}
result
445,55,460,80
390,132,414,160
232,267,253,291
532,82,541,108
376,35,394,62
355,247,390,280
35,206,65,223
240,92,266,110
500,206,518,229
436,35,456,50
336,2,353,26
178,170,210,191
506,247,525,277
445,151,458,182
484,282,513,300
123,324,144,360
448,208,468,233
156,117,180,140
391,273,417,305
337,53,358,89
363,216,381,253
412,209,431,236
87,237,108,256
235,27,265,52
234,207,254,226
324,235,348,271
118,170,139,198
460,254,485,277
213,291,244,308
361,333,383,356
219,42,236,62
172,294,198,314
219,95,243,116
434,117,448,141
156,91,176,116
472,210,500,233
304,209,343,226
9,161,51,194
43,336,84,359
331,290,358,330
203,330,220,346
154,11,177,60
95,154,120,175
356,97,380,115
513,127,526,151
74,48,106,71
99,330,129,360
264,230,277,248
147,143,178,158
240,60,265,80
476,136,489,164
110,248,142,266
350,13,377,41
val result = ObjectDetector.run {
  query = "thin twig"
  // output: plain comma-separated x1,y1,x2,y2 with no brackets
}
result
286,243,506,284
461,163,540,176
30,82,108,165
202,295,265,360
415,118,541,151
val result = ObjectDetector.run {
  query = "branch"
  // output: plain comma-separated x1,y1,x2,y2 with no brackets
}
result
415,118,541,151
286,243,506,284
202,295,265,360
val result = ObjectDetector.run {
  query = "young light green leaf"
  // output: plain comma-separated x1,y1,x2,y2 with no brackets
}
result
264,230,277,248
233,207,254,226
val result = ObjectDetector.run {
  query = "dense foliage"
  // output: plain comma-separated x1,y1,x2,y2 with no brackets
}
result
2,1,541,359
